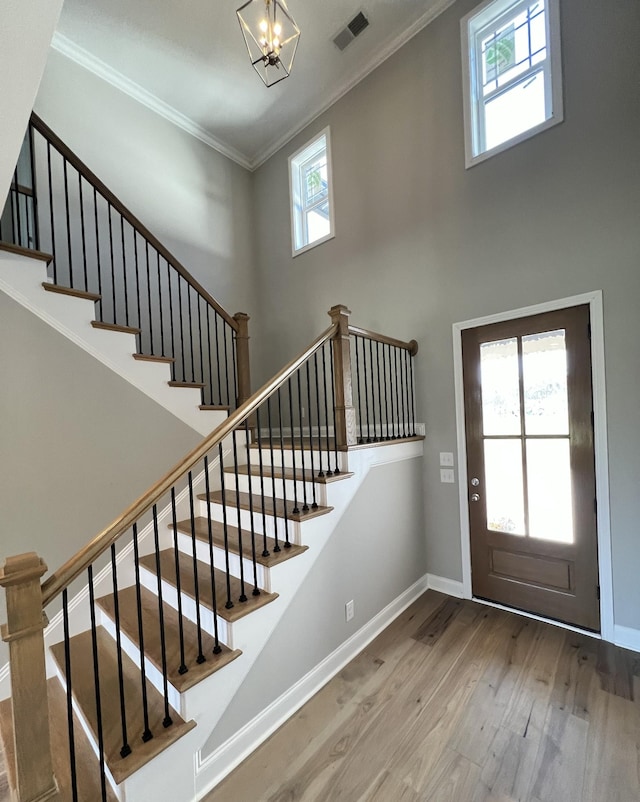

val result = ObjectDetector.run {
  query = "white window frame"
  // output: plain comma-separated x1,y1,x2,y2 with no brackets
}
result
461,0,563,168
288,127,335,257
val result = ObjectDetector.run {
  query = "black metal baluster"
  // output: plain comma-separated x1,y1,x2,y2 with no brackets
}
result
46,143,57,281
231,430,248,601
152,504,173,726
394,346,401,439
146,241,154,354
313,352,325,477
329,339,340,474
28,124,40,251
322,343,333,476
78,174,88,292
267,397,280,552
158,254,165,357
369,337,379,441
296,371,309,511
287,378,300,514
168,263,175,367
382,341,390,440
306,360,318,508
197,295,205,391
110,544,132,758
223,319,231,408
133,232,141,350
375,340,383,441
170,487,188,675
108,203,116,322
276,388,291,547
217,442,234,609
401,348,409,438
354,336,364,443
214,311,223,406
93,189,102,319
188,471,206,663
388,344,396,439
10,172,20,245
121,217,129,327
187,287,196,382
62,590,79,802
203,456,222,654
256,406,270,557
409,350,417,436
244,420,261,595
132,523,153,742
87,565,108,801
205,306,213,406
363,337,372,442
231,329,239,409
62,159,73,287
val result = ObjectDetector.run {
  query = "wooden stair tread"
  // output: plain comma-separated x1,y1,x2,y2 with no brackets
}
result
96,585,241,693
0,241,53,263
174,516,308,567
200,489,334,522
139,549,278,623
0,678,118,802
132,353,175,364
168,380,206,389
233,464,354,485
42,282,101,302
91,320,141,335
50,627,195,784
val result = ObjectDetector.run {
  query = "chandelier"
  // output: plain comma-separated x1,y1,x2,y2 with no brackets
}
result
236,0,301,87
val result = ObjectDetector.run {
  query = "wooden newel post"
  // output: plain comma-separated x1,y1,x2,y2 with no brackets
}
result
328,304,358,449
233,312,252,408
0,554,58,802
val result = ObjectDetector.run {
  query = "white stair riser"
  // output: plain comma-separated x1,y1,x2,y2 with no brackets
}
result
98,609,182,712
247,446,342,473
225,471,328,507
138,564,231,646
200,500,301,544
175,530,270,591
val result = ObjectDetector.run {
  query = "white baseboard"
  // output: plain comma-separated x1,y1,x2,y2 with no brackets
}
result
613,624,640,653
194,572,430,799
427,573,464,598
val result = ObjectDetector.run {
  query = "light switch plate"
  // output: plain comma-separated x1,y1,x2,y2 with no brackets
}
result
440,452,454,466
440,468,455,483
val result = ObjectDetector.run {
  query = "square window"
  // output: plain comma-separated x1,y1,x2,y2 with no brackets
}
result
461,0,563,167
289,128,335,256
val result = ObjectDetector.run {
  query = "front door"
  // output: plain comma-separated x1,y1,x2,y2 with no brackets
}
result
461,305,600,631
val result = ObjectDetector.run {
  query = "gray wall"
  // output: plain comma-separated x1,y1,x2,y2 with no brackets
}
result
250,0,640,629
34,49,257,320
0,290,200,664
203,455,426,756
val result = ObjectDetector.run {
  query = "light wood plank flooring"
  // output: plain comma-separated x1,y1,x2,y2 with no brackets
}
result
0,591,638,801
203,591,640,802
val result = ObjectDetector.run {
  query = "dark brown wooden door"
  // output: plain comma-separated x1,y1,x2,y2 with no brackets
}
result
462,305,600,631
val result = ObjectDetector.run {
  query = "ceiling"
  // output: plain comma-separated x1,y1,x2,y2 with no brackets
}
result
53,0,456,170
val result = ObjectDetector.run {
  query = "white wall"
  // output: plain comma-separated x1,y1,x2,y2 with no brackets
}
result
250,0,640,631
34,49,257,321
0,0,64,206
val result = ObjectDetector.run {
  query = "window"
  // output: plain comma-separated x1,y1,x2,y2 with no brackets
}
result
461,0,563,167
289,128,335,256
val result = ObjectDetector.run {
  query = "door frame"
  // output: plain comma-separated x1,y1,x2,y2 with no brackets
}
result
452,291,613,642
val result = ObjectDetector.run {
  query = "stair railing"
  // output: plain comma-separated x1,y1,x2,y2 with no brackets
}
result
0,305,419,801
0,115,248,409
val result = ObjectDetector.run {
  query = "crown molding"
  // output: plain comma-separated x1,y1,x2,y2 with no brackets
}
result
51,0,456,173
50,32,253,170
249,0,459,169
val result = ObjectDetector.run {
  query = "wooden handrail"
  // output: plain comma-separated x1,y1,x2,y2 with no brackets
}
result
348,324,418,356
41,322,338,607
30,113,238,332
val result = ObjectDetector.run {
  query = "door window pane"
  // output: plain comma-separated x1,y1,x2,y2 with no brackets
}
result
526,439,573,543
484,439,526,535
522,329,569,435
480,337,521,435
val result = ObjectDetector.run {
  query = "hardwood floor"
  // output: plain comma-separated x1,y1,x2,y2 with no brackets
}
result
0,591,638,801
203,591,640,802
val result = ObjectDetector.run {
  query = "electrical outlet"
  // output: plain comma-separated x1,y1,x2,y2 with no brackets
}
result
439,452,454,466
440,468,455,483
345,599,355,622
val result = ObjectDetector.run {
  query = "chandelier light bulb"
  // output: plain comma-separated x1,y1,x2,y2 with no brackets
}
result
236,0,301,87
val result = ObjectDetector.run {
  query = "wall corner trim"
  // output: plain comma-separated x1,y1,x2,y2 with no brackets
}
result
426,574,464,598
613,625,640,653
194,572,430,798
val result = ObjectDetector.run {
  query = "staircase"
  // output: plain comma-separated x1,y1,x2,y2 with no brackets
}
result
0,117,423,802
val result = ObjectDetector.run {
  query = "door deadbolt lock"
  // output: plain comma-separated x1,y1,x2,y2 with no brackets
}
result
470,493,480,502
471,477,480,486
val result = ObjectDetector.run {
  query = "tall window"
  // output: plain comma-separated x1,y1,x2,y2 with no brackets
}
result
461,0,563,167
289,128,335,256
